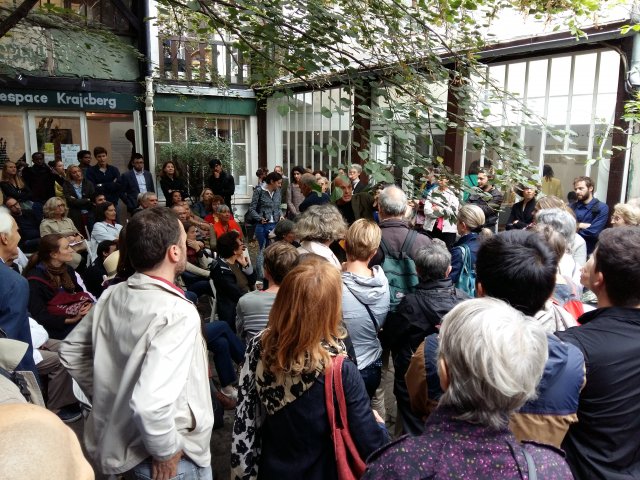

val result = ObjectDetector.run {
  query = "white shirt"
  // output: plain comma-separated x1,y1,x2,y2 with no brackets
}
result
135,170,147,194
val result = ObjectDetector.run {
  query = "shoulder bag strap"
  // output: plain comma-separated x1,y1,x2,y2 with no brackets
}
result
344,283,379,331
333,355,348,426
325,356,337,432
26,276,55,290
379,236,391,258
506,440,537,480
399,229,417,257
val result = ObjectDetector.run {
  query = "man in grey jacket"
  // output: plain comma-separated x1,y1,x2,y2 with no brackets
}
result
60,208,214,479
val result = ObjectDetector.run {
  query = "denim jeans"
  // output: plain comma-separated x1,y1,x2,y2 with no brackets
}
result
254,222,276,280
129,457,213,480
182,272,213,298
203,321,246,387
360,358,383,399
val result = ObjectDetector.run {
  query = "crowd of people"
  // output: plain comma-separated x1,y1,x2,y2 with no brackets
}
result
1,154,640,480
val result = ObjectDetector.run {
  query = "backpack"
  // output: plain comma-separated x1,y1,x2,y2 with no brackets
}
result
379,229,419,312
455,244,476,297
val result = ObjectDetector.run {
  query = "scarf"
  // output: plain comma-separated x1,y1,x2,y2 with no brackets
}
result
231,333,346,480
43,262,76,292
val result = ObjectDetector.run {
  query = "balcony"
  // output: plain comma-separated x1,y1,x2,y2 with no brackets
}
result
158,36,250,86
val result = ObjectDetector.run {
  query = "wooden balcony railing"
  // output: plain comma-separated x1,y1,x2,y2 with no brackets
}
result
158,36,250,86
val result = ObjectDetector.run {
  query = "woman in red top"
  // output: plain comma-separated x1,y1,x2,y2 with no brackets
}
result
213,204,242,239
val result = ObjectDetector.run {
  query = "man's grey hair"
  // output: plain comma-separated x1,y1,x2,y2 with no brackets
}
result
349,164,362,174
293,204,347,242
299,173,318,188
378,185,407,217
438,298,548,430
0,207,12,236
535,208,576,244
415,239,451,281
139,192,157,205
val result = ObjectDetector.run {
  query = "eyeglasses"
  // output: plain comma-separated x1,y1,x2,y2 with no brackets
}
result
5,202,18,209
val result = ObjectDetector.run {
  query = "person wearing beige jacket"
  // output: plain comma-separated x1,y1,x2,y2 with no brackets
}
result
60,208,214,479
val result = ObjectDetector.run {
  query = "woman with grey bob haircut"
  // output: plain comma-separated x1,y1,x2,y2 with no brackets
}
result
363,298,575,479
293,204,347,268
437,298,548,429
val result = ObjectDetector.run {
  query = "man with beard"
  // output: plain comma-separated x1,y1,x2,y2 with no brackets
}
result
570,175,609,255
60,207,214,479
466,169,503,231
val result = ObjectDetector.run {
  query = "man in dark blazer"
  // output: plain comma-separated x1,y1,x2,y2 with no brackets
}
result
0,208,37,378
120,154,155,213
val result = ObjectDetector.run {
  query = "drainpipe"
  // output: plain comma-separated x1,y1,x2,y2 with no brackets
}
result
145,76,157,189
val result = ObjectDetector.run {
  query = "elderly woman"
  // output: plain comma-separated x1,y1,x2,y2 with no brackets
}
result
611,202,640,227
63,165,95,234
23,234,93,340
40,197,86,269
213,204,242,239
341,219,389,397
534,196,586,267
536,208,583,288
364,298,572,479
231,262,388,480
294,204,347,269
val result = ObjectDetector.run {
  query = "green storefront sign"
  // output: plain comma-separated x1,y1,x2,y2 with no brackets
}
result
0,89,139,111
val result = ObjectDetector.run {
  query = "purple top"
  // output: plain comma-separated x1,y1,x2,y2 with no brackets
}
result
363,406,573,479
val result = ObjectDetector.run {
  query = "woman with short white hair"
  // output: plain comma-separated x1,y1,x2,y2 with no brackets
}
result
364,298,573,479
294,204,347,269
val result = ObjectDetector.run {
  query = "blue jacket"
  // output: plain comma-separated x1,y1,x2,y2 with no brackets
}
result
0,261,37,377
449,232,481,284
571,197,609,255
422,332,584,447
120,169,155,211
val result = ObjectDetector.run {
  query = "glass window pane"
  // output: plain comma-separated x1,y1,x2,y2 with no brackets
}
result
573,54,597,95
232,119,246,143
598,50,620,94
155,116,170,142
544,153,588,199
0,114,26,167
594,93,616,122
527,59,548,98
170,117,185,143
548,56,571,96
34,115,81,166
217,119,230,140
570,95,593,125
232,144,247,192
546,97,568,125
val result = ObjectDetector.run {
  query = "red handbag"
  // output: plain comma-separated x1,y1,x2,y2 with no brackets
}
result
324,355,366,480
27,276,93,317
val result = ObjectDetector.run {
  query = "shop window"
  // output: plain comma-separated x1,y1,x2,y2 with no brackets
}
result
0,113,26,168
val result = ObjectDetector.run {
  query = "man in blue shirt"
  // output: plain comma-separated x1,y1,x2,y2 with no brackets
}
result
570,176,609,255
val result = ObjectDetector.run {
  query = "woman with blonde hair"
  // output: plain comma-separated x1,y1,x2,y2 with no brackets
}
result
611,203,640,227
231,262,388,480
40,197,86,269
0,160,32,206
192,187,215,219
449,204,489,285
342,219,390,397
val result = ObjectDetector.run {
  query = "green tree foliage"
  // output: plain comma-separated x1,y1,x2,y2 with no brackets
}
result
156,0,604,194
